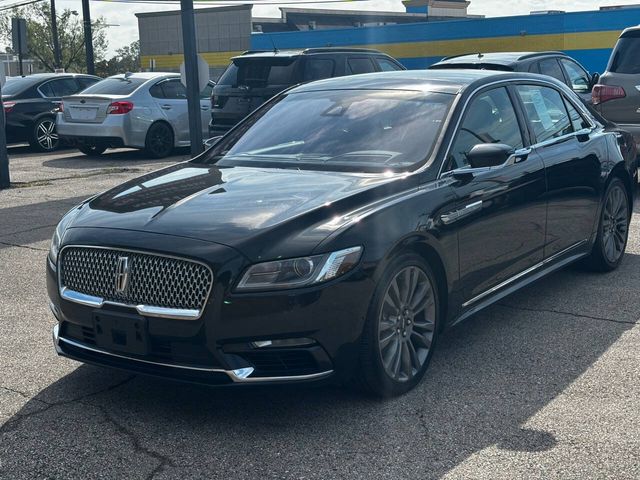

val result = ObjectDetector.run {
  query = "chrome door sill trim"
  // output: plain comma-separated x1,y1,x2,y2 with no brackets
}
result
52,325,333,384
462,240,588,308
60,287,201,321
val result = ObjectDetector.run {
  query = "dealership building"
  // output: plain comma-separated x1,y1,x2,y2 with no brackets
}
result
136,1,640,78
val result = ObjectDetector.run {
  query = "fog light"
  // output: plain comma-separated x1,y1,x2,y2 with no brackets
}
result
251,338,316,348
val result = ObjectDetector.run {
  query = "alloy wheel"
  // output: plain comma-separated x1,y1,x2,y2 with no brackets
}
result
378,266,436,382
36,119,58,151
148,124,172,157
602,183,628,264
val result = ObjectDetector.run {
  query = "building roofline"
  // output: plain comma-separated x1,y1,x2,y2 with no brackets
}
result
135,4,251,18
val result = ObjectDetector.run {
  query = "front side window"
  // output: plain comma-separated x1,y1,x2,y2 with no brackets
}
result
200,89,455,173
516,85,573,143
377,58,403,72
347,58,376,75
564,98,589,132
560,59,590,92
538,59,566,83
448,87,524,170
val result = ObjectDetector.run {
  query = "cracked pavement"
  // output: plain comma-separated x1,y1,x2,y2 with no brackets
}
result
1,146,639,479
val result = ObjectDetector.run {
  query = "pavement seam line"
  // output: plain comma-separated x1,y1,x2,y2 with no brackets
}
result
0,241,49,252
0,223,58,239
497,303,639,325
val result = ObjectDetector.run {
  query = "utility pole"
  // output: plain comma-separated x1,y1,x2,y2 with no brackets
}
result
51,0,62,70
81,0,95,75
180,0,204,156
0,85,10,189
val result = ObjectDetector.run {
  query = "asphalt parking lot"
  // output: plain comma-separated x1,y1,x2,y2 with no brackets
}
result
0,146,639,479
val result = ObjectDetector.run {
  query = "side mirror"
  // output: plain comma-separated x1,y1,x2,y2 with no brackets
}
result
589,72,600,90
203,136,222,149
466,143,514,169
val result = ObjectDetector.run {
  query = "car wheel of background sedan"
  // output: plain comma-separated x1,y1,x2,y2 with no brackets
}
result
30,117,59,152
357,253,439,397
144,122,174,159
78,144,107,157
584,177,630,272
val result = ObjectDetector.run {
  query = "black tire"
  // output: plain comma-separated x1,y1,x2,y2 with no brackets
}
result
356,253,440,397
78,144,107,157
144,122,174,159
584,177,630,272
29,117,59,152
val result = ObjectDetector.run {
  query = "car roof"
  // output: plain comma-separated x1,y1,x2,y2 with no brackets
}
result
234,47,384,60
288,69,541,95
8,72,98,83
620,24,640,37
108,72,178,80
435,51,568,67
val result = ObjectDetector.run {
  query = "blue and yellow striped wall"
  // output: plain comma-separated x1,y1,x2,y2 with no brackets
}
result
250,8,640,73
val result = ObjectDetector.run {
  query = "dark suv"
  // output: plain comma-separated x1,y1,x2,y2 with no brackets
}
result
429,51,599,102
2,73,100,152
592,26,640,152
209,48,405,135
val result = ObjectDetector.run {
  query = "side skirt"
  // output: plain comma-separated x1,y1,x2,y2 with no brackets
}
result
450,241,589,328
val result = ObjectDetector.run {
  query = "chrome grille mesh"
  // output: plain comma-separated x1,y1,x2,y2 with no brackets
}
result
60,247,213,311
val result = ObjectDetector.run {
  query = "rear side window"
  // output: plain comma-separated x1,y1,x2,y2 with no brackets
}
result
40,78,79,97
377,58,403,71
538,59,566,83
217,64,238,86
81,77,147,95
609,36,640,74
347,57,376,75
516,85,573,143
303,58,335,82
161,80,186,99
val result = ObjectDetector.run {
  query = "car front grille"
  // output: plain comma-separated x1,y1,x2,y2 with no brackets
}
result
59,247,213,311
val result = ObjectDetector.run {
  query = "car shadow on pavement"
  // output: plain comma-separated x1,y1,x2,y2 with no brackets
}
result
41,148,191,170
1,254,637,478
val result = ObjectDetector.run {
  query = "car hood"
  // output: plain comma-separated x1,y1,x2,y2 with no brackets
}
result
71,162,411,259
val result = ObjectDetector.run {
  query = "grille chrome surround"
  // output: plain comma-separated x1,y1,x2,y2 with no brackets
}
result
58,246,214,320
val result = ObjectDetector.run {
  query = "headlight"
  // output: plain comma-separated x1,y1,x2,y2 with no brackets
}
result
236,246,362,291
48,208,80,266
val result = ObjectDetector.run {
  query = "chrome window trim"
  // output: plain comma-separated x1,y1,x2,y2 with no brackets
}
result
437,77,598,179
52,325,333,383
37,77,78,99
57,245,214,321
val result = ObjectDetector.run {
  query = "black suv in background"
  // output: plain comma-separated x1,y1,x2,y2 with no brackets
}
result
2,73,100,152
430,51,599,102
209,48,405,135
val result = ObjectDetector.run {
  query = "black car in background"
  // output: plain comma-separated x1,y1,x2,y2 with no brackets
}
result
48,71,635,397
209,47,405,135
2,73,100,152
430,51,599,102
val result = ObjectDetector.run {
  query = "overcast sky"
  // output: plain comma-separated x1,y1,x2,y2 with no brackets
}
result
52,0,640,56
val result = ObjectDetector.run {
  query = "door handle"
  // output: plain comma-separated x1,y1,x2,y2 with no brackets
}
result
161,105,171,110
200,106,208,110
505,148,532,166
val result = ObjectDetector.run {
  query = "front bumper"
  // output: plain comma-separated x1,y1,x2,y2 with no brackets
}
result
47,229,374,386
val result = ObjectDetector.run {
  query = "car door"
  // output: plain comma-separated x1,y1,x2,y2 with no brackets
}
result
442,86,547,303
39,77,80,112
513,83,602,258
150,78,189,143
199,82,213,139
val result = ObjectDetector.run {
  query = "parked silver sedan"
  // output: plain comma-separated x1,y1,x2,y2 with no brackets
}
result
57,72,213,158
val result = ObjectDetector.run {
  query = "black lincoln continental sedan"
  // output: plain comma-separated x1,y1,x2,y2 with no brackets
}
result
47,70,636,396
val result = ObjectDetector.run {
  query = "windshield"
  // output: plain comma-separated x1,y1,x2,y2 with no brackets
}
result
201,89,454,173
80,77,147,95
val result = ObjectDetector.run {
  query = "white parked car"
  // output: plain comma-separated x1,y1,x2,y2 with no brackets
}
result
57,72,214,158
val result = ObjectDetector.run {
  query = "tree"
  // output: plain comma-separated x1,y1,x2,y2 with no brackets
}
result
95,40,140,77
0,3,109,73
